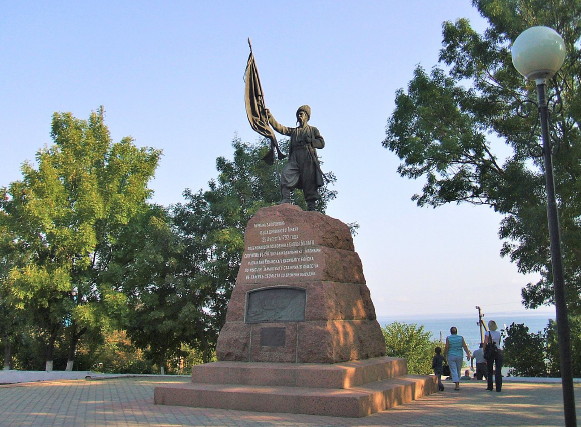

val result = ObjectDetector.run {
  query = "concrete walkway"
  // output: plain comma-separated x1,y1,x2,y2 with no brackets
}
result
0,373,578,426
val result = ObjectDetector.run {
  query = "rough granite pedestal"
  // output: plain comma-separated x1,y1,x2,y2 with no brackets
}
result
154,204,437,417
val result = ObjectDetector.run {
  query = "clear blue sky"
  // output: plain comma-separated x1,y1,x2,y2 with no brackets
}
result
0,1,555,318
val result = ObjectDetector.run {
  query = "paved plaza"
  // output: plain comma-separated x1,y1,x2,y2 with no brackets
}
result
0,375,579,426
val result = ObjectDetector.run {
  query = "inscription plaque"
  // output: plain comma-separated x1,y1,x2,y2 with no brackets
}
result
240,220,322,283
246,287,306,323
260,327,286,347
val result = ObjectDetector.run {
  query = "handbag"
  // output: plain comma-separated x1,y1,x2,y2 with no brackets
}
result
484,331,498,360
442,362,451,377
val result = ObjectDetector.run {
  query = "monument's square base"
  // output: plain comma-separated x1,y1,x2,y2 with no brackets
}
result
154,356,438,418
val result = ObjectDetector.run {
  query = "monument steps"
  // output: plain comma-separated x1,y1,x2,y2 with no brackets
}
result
154,374,437,418
154,357,438,418
189,356,408,388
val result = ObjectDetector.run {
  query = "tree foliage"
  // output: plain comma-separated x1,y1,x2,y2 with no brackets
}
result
545,315,581,376
504,316,581,377
382,321,435,374
503,322,546,376
383,0,581,313
0,107,161,369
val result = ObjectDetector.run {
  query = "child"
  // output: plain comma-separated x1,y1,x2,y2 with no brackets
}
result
432,346,445,391
461,369,472,380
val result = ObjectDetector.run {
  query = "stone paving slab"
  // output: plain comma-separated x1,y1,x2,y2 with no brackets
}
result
0,376,578,426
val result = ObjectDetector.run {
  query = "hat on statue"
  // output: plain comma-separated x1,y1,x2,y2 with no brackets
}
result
296,105,311,119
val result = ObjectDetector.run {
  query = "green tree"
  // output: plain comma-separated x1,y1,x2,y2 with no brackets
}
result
503,322,547,377
382,0,581,313
382,321,435,374
0,223,19,369
503,316,581,378
545,316,581,376
0,107,161,371
109,204,203,371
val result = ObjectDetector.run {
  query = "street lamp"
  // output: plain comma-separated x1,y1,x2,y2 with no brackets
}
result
512,26,576,427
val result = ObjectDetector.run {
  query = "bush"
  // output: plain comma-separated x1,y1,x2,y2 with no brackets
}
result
504,316,581,378
382,322,434,374
503,322,547,377
78,330,154,374
545,316,581,377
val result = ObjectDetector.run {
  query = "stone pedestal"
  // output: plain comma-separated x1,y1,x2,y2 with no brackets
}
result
154,204,437,417
216,203,385,363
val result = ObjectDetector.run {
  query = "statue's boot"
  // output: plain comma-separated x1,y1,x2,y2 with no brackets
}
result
280,187,292,204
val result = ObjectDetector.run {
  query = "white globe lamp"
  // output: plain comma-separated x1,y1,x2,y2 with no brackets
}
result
511,26,566,82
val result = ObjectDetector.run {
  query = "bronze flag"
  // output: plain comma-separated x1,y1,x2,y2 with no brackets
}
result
244,40,285,164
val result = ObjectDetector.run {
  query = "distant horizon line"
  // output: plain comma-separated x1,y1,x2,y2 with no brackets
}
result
377,308,556,320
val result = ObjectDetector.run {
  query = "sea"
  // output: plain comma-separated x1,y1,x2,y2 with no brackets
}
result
377,311,554,352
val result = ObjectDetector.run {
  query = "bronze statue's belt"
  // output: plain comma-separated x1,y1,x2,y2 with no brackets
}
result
292,143,309,149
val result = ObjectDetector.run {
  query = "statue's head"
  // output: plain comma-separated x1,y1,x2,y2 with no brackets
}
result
296,105,311,123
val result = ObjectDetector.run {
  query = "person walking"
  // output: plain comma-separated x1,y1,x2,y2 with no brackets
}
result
432,346,445,391
484,320,503,392
444,326,471,391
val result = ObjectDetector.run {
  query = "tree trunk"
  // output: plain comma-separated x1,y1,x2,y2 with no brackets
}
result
65,325,87,371
66,336,77,371
44,327,59,372
3,333,12,370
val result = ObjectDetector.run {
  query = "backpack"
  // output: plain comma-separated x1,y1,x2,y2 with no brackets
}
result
484,331,498,360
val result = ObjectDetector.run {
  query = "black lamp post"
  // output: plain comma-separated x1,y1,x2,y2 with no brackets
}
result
512,26,576,427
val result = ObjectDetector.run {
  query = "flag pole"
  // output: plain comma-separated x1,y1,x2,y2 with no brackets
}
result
245,39,285,162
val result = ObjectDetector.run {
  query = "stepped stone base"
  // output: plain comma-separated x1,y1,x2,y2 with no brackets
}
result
154,357,438,418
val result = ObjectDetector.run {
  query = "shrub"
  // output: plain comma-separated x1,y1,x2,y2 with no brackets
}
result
503,322,547,377
545,316,581,377
382,322,434,374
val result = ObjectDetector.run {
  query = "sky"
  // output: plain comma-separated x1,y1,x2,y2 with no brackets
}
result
0,1,556,318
